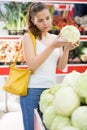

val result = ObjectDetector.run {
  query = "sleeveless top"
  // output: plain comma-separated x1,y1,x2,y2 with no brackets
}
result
28,38,60,88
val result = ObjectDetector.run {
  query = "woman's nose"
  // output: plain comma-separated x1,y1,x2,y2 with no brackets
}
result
43,20,48,25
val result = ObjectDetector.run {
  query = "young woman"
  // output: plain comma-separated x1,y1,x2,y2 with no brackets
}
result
20,2,79,130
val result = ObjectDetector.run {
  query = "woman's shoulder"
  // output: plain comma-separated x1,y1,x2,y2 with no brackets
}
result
21,32,33,44
49,33,58,38
48,33,58,41
22,32,31,40
21,32,33,47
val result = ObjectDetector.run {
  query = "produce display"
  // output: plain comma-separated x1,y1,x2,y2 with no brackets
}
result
53,16,84,34
68,41,87,64
60,25,81,43
0,41,25,65
0,2,30,34
0,40,86,65
39,70,87,130
0,3,87,65
80,47,87,62
75,15,87,33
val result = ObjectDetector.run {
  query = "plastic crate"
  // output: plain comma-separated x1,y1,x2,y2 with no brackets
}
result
34,109,46,130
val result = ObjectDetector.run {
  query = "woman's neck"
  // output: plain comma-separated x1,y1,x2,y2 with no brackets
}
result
42,32,49,37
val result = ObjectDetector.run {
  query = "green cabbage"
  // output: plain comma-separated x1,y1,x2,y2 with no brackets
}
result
49,83,61,95
71,106,87,130
81,48,87,55
53,87,80,116
39,84,61,113
43,105,56,130
60,25,81,43
51,115,71,130
62,70,80,91
61,126,80,130
62,70,87,104
39,89,54,113
76,70,87,98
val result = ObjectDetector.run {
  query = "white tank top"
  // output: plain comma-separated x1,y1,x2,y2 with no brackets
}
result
28,38,60,88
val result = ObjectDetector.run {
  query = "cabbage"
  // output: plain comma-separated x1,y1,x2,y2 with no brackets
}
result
51,115,71,130
62,70,87,104
71,106,87,130
85,98,87,105
43,105,56,130
76,70,87,98
60,25,80,43
39,89,54,113
80,54,87,62
80,97,86,105
80,48,87,62
81,48,87,55
39,84,61,113
62,70,80,91
61,126,80,130
49,83,61,95
53,87,80,116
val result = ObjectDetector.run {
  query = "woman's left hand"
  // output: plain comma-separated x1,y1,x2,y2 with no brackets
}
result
63,40,80,51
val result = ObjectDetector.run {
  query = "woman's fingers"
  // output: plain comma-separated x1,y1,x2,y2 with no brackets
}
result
73,40,80,46
54,36,80,49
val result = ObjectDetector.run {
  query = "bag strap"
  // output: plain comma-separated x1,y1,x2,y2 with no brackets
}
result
11,32,36,67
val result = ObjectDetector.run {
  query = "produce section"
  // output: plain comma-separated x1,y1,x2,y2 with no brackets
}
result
0,1,87,130
0,35,86,75
53,16,84,33
0,39,25,65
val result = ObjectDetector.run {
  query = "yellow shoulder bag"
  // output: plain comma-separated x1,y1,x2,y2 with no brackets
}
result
2,33,36,96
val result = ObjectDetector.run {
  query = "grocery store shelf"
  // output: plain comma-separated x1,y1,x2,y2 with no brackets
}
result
80,36,87,41
0,35,87,41
0,64,86,76
56,64,87,74
0,36,22,40
0,0,87,3
0,65,28,76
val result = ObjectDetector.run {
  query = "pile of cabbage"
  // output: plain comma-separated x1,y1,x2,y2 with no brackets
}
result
39,69,87,130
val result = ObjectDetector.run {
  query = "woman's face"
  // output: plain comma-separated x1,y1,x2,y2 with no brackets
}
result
32,9,52,33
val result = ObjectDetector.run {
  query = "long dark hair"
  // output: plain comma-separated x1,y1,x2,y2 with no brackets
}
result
27,2,48,39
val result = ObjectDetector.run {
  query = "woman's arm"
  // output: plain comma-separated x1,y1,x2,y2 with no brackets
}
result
57,41,79,71
57,48,69,71
22,33,56,71
22,33,73,71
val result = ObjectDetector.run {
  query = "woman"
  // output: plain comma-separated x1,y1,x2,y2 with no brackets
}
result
20,2,79,130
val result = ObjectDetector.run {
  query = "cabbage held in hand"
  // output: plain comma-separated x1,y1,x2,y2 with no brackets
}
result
60,25,80,43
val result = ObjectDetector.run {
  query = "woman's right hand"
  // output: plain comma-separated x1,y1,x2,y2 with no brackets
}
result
52,35,73,48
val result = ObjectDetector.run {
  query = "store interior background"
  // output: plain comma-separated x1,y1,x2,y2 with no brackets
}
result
0,1,87,130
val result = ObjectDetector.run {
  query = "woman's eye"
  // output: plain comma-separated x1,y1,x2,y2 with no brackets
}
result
37,16,50,23
38,19,43,22
46,17,50,20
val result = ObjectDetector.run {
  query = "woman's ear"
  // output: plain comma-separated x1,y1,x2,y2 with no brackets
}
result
31,18,35,25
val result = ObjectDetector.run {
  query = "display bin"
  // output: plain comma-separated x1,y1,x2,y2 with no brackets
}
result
34,109,46,130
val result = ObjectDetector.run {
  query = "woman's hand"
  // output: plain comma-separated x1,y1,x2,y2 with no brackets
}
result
63,40,80,52
52,36,73,49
